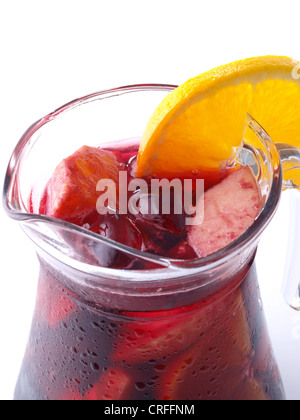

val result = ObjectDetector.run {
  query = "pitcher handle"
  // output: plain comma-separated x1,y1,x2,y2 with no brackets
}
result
276,143,300,310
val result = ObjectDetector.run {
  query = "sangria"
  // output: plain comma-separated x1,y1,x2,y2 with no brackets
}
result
14,139,285,400
7,53,300,402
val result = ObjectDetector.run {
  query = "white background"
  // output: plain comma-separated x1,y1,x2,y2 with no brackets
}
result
1,0,300,400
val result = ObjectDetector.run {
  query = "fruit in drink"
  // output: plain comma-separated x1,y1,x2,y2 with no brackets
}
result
42,145,261,260
85,368,131,400
188,166,261,257
45,146,121,224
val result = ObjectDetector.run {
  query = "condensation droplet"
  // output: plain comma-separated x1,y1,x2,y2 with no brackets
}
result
135,382,146,391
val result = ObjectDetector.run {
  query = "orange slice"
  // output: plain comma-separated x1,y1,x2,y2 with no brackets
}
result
136,56,300,178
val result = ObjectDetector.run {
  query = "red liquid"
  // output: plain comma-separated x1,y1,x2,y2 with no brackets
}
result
14,143,285,400
14,261,284,400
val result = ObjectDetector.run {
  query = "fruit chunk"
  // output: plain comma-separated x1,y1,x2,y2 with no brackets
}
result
188,166,261,257
160,345,200,400
158,308,266,400
136,56,300,179
112,310,205,363
85,368,130,400
45,146,121,223
158,291,254,400
112,287,238,364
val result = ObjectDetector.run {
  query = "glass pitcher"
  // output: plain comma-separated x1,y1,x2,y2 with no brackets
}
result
3,85,300,401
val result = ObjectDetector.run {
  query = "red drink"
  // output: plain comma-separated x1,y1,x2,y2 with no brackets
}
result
14,141,285,400
14,260,284,400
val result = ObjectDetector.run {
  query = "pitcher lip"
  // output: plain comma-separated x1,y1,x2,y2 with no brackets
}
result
2,84,283,274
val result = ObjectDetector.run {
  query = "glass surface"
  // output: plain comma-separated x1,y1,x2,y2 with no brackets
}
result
5,85,300,400
14,260,284,400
